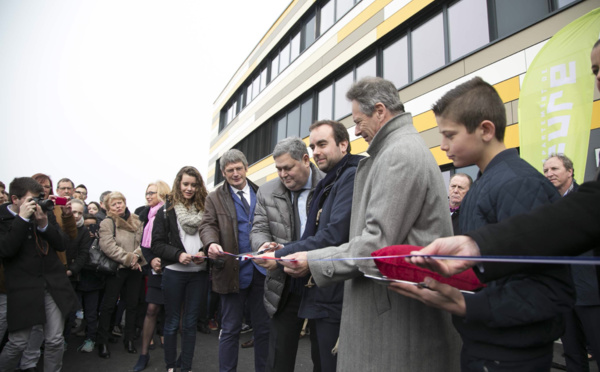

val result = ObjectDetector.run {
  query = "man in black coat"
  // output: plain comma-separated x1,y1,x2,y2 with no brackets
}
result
0,177,79,372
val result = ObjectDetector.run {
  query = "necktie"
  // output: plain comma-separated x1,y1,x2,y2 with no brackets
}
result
237,190,250,215
292,190,301,240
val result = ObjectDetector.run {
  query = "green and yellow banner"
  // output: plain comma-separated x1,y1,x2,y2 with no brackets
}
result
519,7,600,181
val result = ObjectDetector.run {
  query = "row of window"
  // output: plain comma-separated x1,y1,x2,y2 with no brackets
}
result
214,0,579,184
220,0,362,131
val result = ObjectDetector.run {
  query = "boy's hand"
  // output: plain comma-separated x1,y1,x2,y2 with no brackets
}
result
405,236,480,277
388,277,466,317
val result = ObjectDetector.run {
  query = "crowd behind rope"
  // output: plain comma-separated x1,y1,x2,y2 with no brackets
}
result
0,39,599,372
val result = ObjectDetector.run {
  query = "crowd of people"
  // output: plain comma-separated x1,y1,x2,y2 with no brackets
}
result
0,40,598,372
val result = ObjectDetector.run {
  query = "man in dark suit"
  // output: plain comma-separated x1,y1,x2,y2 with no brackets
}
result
448,173,472,235
0,177,79,372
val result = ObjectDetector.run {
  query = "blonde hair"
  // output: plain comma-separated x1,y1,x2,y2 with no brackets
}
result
146,180,171,205
70,198,85,208
105,191,127,209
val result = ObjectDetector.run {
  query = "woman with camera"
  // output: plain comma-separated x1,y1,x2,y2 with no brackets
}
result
133,180,170,371
151,166,208,372
96,191,146,359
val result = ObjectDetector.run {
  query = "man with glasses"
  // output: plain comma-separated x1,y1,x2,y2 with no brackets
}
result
73,184,89,213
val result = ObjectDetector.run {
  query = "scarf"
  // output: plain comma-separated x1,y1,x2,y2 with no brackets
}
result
76,216,84,228
142,202,164,248
174,202,203,235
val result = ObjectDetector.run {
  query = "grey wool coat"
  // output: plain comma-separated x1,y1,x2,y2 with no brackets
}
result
250,163,324,317
307,113,462,372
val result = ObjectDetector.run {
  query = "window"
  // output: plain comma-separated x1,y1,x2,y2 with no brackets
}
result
260,67,267,92
320,1,335,35
412,13,445,80
336,0,354,20
383,36,408,88
300,97,314,138
246,84,253,105
279,43,291,72
302,13,316,50
252,75,260,100
448,0,489,61
290,32,301,62
318,84,333,120
494,0,549,39
334,71,353,119
356,55,376,81
271,54,279,81
287,106,301,137
276,115,287,143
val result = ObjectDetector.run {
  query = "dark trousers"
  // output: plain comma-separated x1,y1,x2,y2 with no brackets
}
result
78,289,100,341
266,292,320,372
312,318,340,372
197,271,210,326
162,269,208,372
460,349,552,372
562,305,600,372
97,269,143,344
219,268,270,372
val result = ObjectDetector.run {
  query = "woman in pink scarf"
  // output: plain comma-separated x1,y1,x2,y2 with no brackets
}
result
133,180,170,372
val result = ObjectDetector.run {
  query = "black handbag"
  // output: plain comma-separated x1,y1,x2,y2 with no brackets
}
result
86,218,119,274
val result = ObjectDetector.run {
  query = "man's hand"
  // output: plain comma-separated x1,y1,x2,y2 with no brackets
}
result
132,262,142,271
280,252,309,278
257,242,282,254
33,204,48,228
208,243,224,260
405,236,481,277
388,277,466,317
192,251,206,264
254,252,278,270
66,270,72,277
150,257,162,273
179,252,193,265
18,198,37,219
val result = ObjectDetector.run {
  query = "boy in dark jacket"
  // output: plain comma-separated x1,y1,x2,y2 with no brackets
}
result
390,77,574,371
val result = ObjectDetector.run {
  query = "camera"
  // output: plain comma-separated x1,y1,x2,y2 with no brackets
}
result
31,194,55,212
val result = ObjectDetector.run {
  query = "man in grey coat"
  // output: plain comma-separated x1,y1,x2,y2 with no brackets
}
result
250,137,324,372
282,77,461,371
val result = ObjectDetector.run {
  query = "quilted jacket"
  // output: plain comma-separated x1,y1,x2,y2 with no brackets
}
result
456,149,575,361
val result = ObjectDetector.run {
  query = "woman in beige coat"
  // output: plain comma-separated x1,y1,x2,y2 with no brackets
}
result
96,191,147,359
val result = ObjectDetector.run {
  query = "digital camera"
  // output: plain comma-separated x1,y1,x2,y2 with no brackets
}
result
31,194,55,212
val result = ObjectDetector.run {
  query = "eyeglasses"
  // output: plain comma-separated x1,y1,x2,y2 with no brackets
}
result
74,190,87,196
58,187,73,191
145,191,157,196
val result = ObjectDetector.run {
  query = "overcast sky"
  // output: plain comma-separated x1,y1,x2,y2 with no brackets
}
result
0,0,290,209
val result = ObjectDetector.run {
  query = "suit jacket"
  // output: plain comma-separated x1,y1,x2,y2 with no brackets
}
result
306,113,461,371
199,180,259,294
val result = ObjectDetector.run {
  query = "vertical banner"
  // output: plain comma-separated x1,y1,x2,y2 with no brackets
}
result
519,7,600,181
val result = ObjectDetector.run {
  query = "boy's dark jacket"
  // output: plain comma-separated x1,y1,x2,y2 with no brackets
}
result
456,149,574,361
0,203,80,332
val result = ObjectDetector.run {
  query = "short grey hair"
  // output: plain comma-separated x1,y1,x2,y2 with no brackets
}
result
346,77,405,116
545,153,575,175
220,149,249,172
272,137,308,162
450,173,473,187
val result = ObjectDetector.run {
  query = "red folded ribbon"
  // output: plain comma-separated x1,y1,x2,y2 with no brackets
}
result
371,245,485,291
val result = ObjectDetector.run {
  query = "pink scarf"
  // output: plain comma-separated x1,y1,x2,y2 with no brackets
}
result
142,202,164,249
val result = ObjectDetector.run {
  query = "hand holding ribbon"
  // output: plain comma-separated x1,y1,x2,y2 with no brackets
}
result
281,252,309,278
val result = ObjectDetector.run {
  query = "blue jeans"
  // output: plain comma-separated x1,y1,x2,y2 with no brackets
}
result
219,268,270,372
162,268,208,371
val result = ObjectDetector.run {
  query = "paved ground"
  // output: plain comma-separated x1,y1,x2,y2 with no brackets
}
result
60,329,313,372
46,330,599,371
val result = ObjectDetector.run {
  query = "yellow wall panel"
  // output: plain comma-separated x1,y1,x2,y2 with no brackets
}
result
495,76,520,103
207,167,215,179
505,124,519,149
266,173,279,182
376,0,434,39
248,155,275,176
338,0,392,42
210,132,229,153
351,136,369,154
430,146,450,166
413,110,437,132
592,100,600,130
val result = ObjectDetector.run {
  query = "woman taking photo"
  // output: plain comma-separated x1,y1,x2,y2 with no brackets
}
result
133,180,170,372
96,191,146,359
151,166,208,372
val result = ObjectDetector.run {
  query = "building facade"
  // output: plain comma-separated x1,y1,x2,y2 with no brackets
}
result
208,0,600,189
